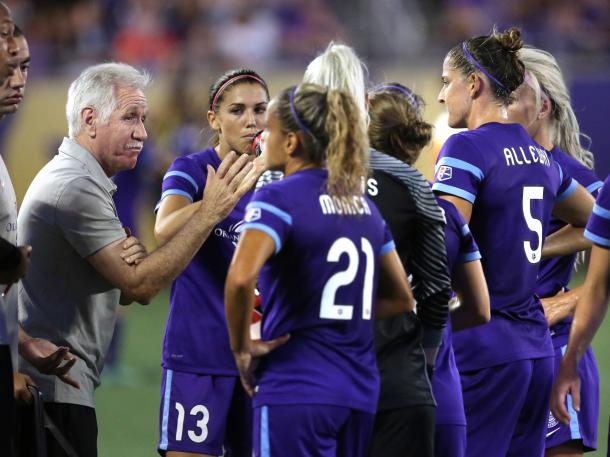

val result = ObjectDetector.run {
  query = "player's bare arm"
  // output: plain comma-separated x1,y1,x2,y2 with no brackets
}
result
551,244,610,424
450,259,490,331
225,229,289,396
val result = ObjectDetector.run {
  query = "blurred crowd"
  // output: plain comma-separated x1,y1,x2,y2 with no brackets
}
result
3,0,609,79
6,0,347,76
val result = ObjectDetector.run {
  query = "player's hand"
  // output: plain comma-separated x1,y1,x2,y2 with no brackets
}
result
13,372,34,403
19,337,80,389
550,356,580,425
201,151,254,223
120,228,148,265
234,334,290,397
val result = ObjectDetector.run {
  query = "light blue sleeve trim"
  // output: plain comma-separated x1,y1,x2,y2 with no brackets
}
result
247,201,293,225
592,203,610,220
159,369,173,450
155,189,194,213
556,162,564,183
432,183,476,204
261,406,270,457
163,171,199,193
560,346,582,440
379,240,396,256
584,229,610,248
160,189,194,202
436,157,484,181
244,223,282,253
556,179,577,202
460,224,471,236
586,181,604,194
459,251,482,263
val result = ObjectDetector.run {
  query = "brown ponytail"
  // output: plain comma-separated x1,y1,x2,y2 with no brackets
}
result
324,90,368,197
274,84,368,197
368,84,432,165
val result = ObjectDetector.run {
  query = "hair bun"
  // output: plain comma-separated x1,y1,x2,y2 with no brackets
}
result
495,27,523,53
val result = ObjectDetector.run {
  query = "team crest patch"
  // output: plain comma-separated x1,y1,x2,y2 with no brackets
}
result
437,165,453,181
245,207,261,222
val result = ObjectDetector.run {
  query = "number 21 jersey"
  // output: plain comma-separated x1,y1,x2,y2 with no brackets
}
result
432,122,576,371
243,168,394,413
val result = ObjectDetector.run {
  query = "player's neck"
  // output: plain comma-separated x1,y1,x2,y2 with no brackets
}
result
284,159,318,178
466,97,513,130
533,124,554,151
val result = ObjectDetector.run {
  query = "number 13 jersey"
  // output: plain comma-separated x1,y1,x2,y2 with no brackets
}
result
432,122,576,371
243,168,394,413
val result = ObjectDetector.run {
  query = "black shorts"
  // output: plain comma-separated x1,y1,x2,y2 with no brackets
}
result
368,405,436,457
19,401,98,457
0,344,15,457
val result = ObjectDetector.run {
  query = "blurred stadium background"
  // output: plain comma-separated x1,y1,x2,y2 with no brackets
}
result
3,0,609,455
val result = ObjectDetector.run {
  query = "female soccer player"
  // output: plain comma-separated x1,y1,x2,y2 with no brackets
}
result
367,83,490,457
154,69,269,457
508,47,601,457
432,28,595,457
551,174,610,441
303,42,451,457
225,83,414,457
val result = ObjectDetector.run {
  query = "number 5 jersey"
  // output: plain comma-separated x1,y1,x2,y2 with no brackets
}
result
243,168,395,413
432,122,576,371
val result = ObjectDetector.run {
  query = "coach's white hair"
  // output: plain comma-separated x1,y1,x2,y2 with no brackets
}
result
519,47,594,169
66,62,151,138
303,42,368,121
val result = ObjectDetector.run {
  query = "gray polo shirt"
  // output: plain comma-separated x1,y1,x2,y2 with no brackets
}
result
0,154,18,362
18,137,125,407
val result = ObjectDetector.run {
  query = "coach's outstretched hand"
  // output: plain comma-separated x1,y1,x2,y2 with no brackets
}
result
234,334,290,397
202,151,254,223
19,337,80,389
550,356,580,425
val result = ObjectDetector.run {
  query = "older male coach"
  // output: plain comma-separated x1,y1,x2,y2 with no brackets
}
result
17,62,256,457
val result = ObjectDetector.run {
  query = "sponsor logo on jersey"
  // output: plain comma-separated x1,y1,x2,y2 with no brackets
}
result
437,165,453,181
214,220,245,245
244,207,261,223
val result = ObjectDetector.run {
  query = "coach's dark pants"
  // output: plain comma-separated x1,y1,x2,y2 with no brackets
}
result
0,344,15,457
20,401,98,457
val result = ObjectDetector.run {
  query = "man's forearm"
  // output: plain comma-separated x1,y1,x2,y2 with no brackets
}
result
123,203,221,303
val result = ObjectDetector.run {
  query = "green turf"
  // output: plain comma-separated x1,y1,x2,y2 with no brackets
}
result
96,284,610,456
97,290,169,457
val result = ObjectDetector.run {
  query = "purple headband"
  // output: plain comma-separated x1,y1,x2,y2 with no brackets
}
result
290,86,313,137
461,42,508,92
372,84,419,110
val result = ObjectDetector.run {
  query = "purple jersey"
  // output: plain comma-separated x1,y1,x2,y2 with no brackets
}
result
244,168,394,414
585,174,610,248
536,147,602,347
434,198,481,426
158,148,253,375
432,123,577,371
